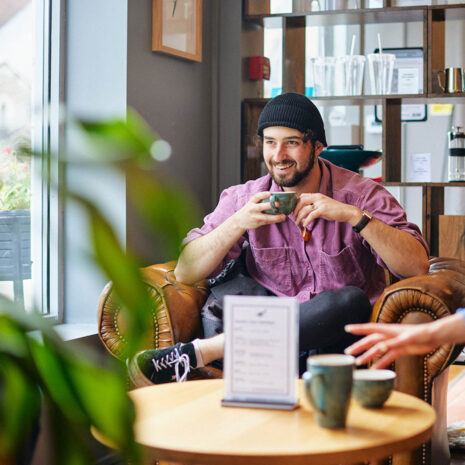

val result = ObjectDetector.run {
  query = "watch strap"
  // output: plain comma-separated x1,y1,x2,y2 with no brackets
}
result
353,210,372,233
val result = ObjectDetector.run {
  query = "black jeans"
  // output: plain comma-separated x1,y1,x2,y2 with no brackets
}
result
201,275,372,374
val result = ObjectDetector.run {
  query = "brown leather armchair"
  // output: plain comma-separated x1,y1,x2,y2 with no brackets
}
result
97,257,465,465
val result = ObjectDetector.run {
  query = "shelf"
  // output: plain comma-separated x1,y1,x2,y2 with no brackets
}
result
427,92,465,101
285,96,415,105
431,3,465,18
246,6,426,26
242,0,465,258
244,96,409,106
382,182,465,187
244,93,465,105
245,3,465,21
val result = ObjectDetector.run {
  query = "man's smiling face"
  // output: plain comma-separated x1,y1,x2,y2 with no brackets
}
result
262,126,318,188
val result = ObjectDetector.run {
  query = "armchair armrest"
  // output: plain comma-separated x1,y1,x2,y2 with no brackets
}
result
97,261,209,360
373,257,465,389
372,257,465,465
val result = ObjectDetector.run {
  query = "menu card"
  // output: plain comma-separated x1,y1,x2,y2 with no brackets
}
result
222,295,299,410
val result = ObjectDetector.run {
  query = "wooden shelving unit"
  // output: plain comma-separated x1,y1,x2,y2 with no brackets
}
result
241,1,465,255
382,182,465,255
245,6,426,24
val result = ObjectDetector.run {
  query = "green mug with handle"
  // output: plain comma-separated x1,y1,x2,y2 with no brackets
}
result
261,192,297,215
303,354,355,429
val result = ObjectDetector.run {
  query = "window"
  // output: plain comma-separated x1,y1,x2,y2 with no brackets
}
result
0,0,62,318
0,1,34,310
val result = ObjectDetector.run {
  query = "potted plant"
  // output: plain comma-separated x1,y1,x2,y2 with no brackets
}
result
0,110,200,464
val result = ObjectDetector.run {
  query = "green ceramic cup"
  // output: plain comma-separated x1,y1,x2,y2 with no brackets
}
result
261,192,297,215
302,354,355,429
352,369,396,409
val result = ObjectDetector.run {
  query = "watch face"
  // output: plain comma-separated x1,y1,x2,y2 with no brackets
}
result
162,0,197,55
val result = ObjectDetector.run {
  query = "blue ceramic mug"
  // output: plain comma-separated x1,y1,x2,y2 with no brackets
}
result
303,354,355,429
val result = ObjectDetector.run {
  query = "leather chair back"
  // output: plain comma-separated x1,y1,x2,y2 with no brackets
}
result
97,261,208,360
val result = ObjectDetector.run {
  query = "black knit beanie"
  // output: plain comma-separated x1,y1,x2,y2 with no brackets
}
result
257,92,327,146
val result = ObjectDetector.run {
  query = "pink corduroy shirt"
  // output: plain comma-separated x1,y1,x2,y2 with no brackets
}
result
184,159,429,305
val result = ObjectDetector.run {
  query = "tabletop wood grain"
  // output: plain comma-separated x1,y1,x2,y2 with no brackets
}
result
127,379,435,465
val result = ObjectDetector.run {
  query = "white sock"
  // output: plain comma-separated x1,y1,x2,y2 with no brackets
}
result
191,339,205,368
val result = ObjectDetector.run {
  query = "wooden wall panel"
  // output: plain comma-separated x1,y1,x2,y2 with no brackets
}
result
422,186,445,256
242,100,267,182
242,21,265,98
283,16,306,94
439,215,465,260
382,99,402,182
244,0,270,15
428,9,445,94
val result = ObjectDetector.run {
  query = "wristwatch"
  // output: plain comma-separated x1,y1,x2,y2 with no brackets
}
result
353,210,373,233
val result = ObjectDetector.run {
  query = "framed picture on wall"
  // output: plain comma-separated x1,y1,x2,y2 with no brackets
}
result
152,0,202,62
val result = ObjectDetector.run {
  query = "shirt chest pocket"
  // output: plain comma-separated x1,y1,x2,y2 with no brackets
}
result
251,246,307,295
319,246,367,289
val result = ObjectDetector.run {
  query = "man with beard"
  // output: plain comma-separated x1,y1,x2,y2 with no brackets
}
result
128,92,430,387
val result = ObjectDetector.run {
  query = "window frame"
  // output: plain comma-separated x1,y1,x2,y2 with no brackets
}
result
32,0,65,320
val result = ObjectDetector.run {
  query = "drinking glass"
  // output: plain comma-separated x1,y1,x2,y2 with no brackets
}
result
339,55,366,95
312,56,337,96
367,53,395,95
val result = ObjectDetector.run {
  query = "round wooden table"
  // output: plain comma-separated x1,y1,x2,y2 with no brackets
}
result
128,379,435,465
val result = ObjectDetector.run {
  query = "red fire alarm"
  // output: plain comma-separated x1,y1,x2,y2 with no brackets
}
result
248,56,271,80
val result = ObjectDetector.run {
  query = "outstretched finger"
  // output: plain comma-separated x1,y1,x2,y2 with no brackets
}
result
345,323,400,337
370,349,404,369
352,340,393,366
345,333,386,356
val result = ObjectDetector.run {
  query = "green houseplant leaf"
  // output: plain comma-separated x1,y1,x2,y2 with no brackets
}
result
0,298,140,465
67,109,202,356
0,356,41,462
0,108,202,464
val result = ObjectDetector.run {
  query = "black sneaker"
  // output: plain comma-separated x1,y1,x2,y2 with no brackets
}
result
127,342,197,388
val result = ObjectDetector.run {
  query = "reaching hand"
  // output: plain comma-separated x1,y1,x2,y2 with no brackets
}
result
344,322,440,369
232,191,287,232
293,193,361,229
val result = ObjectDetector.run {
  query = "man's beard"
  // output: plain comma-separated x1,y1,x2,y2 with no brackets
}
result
266,145,316,188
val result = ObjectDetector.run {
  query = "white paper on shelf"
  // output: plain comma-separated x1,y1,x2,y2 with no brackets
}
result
398,68,420,94
270,0,293,13
408,153,431,182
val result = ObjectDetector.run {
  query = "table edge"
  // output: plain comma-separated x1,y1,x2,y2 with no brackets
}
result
130,380,436,465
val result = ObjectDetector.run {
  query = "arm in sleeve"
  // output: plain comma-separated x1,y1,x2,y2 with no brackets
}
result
175,187,247,283
357,183,429,278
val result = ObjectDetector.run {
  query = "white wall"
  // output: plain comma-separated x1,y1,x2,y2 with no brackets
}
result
64,0,127,324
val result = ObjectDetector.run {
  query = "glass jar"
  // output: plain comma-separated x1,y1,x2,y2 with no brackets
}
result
448,126,465,182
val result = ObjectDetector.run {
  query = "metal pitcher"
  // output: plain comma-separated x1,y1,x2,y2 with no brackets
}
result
438,68,465,93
